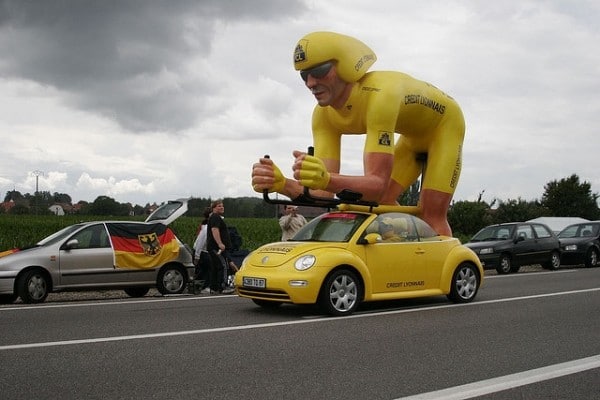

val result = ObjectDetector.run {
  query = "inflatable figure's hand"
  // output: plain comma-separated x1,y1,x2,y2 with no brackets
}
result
252,158,286,193
298,155,330,190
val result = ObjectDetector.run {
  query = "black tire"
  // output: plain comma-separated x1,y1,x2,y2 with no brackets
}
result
496,254,512,274
17,269,50,304
156,265,187,295
543,251,561,271
0,294,18,304
318,269,361,316
124,287,150,298
447,263,480,303
252,299,282,309
585,248,599,268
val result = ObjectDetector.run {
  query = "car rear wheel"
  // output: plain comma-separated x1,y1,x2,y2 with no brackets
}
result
157,265,187,295
496,254,512,274
124,287,150,298
252,299,282,309
0,294,17,304
543,251,561,270
17,269,50,304
447,263,480,303
318,269,361,316
585,248,599,268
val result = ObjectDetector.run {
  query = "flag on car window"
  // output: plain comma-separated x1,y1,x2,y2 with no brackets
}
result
107,223,179,269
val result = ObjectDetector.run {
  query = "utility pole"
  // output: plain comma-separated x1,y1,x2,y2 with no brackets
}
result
31,170,44,215
31,170,44,194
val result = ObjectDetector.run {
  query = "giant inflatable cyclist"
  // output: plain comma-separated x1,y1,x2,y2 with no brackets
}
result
251,31,465,236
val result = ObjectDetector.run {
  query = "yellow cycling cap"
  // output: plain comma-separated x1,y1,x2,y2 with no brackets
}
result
293,31,377,83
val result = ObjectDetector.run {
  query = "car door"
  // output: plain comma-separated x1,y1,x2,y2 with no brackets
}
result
363,214,431,294
58,223,122,287
512,224,538,266
531,223,558,264
365,240,427,293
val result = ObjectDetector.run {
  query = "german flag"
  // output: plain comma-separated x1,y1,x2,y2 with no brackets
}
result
107,223,180,269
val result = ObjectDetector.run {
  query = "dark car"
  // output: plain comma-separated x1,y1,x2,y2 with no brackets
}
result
557,222,600,268
465,222,561,274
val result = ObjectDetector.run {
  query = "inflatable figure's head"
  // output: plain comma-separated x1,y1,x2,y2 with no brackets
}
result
293,31,377,83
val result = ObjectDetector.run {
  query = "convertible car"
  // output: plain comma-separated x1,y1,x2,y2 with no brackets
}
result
235,204,484,316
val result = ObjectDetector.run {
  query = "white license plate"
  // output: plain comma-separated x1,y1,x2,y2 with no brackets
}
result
243,277,266,288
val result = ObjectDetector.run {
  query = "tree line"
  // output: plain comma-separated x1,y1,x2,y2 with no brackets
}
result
2,174,598,238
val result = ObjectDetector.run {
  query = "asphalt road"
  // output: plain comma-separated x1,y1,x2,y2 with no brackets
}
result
1,267,599,400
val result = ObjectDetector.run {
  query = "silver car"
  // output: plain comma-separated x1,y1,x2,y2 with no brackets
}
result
0,199,194,304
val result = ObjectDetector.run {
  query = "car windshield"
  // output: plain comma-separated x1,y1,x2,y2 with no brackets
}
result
471,225,515,241
293,212,369,242
558,224,600,238
37,223,88,247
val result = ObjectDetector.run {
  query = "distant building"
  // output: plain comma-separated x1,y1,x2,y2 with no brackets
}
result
48,204,65,216
0,200,15,213
48,203,76,216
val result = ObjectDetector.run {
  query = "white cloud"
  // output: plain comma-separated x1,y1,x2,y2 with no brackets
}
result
0,0,598,207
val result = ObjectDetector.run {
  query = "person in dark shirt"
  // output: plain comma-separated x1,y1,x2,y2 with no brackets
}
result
207,200,234,294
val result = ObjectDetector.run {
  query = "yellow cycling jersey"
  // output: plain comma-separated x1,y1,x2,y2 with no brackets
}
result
311,71,465,194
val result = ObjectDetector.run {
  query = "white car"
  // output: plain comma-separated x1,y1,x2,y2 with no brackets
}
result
0,199,194,304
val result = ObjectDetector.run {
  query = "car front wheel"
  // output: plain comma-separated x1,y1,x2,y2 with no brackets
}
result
496,254,512,274
157,265,187,295
17,269,50,304
447,263,480,303
585,248,599,268
319,269,361,316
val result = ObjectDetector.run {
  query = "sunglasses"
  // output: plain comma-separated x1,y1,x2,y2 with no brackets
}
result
300,62,333,82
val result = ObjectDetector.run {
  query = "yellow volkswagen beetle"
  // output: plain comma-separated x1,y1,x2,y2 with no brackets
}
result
235,205,483,316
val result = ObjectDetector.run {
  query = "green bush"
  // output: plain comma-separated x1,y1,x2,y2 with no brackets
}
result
0,214,282,252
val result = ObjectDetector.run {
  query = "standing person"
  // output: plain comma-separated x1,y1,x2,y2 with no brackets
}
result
206,200,234,294
192,207,212,294
279,205,307,241
251,31,465,236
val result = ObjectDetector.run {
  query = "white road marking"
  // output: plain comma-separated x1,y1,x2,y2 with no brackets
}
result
1,288,599,399
396,354,600,400
1,287,598,351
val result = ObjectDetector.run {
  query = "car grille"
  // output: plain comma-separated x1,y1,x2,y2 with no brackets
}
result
237,287,291,301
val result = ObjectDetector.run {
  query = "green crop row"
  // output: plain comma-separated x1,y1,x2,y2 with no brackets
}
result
0,214,282,252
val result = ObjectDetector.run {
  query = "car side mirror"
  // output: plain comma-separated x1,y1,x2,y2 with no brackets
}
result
63,239,79,250
514,236,525,243
362,233,382,244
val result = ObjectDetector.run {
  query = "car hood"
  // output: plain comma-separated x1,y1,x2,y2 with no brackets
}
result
0,246,46,268
246,241,346,267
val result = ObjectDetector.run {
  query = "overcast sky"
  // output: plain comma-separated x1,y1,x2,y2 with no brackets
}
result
1,0,598,207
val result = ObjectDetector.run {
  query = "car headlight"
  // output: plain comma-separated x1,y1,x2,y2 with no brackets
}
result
564,245,577,251
295,255,316,271
479,247,494,255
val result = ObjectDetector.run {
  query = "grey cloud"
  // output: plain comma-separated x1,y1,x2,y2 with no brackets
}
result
0,0,306,132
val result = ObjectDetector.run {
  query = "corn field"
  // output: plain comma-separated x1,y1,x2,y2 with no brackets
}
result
0,214,282,252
